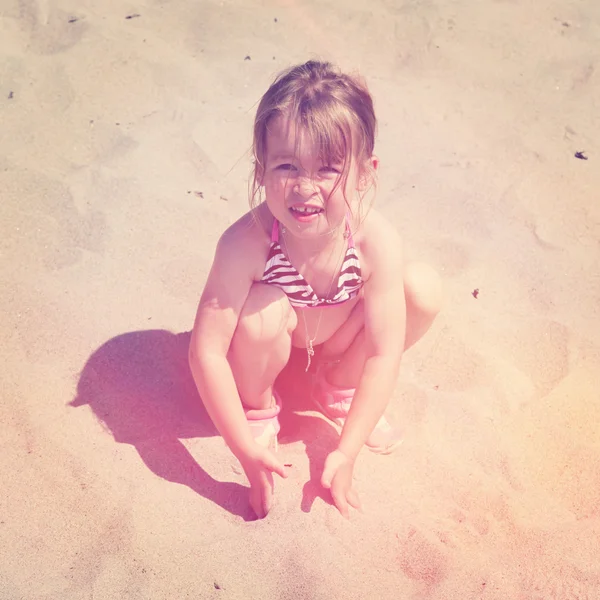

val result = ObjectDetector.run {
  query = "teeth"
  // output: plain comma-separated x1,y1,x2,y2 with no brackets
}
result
293,206,321,214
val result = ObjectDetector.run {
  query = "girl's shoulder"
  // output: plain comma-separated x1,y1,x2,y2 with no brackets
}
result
217,203,272,278
220,202,271,242
353,208,403,281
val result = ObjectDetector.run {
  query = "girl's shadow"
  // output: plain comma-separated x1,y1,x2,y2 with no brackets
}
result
70,330,340,519
69,329,257,518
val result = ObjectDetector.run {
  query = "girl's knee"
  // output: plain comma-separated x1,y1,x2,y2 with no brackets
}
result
235,283,297,345
404,262,443,316
229,284,296,409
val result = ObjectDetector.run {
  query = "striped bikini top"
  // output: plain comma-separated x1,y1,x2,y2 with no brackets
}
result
260,216,363,308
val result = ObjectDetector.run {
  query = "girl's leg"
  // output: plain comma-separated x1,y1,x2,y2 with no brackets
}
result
227,284,296,515
321,261,443,388
227,283,297,410
402,261,444,352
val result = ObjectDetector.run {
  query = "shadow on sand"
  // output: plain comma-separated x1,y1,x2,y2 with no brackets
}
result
71,330,340,519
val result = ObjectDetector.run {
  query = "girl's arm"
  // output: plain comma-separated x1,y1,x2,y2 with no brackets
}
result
188,217,262,460
337,217,406,461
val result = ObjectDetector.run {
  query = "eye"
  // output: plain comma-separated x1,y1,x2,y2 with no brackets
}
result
320,166,340,174
276,163,296,171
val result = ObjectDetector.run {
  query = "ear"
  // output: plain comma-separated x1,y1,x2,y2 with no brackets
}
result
357,155,379,191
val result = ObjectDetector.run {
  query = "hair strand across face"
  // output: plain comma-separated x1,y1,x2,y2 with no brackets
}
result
249,60,378,218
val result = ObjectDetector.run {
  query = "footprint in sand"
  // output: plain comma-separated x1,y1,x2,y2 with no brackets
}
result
443,488,515,544
430,237,471,278
1,168,108,270
16,1,88,55
493,317,570,399
414,326,492,392
520,562,600,600
507,364,600,519
397,528,448,587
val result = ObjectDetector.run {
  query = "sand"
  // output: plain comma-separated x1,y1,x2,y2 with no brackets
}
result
1,0,599,598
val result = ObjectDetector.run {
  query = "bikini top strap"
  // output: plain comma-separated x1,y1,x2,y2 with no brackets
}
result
345,212,355,248
271,218,279,243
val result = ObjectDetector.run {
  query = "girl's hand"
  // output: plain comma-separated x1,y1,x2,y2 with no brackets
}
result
321,449,361,518
239,445,287,519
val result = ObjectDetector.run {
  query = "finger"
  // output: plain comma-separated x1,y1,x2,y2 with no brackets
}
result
249,487,265,519
347,488,361,511
331,487,349,519
321,464,334,489
262,472,274,516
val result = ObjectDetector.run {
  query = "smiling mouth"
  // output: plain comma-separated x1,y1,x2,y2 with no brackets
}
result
290,205,323,215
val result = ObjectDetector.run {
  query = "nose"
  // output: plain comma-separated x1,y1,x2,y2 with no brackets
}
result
292,177,317,199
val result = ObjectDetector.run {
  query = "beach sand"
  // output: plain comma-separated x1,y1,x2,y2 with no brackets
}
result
1,0,599,598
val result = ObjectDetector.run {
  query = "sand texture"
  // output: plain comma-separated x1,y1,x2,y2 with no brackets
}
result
1,0,600,598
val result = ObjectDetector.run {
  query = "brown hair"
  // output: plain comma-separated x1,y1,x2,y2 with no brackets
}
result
249,60,378,214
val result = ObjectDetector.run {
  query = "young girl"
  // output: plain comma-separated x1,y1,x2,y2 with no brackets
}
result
189,60,442,519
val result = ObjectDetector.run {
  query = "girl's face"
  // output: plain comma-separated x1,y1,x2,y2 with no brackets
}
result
262,115,366,241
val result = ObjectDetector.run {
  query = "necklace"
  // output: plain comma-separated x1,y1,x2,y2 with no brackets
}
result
280,223,348,372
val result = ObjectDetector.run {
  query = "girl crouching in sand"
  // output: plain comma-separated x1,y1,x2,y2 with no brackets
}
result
189,60,442,519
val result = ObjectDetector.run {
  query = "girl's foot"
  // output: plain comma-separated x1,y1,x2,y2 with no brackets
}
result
311,369,402,455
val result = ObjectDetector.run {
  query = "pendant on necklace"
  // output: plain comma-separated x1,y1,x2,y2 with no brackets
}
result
305,337,315,372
